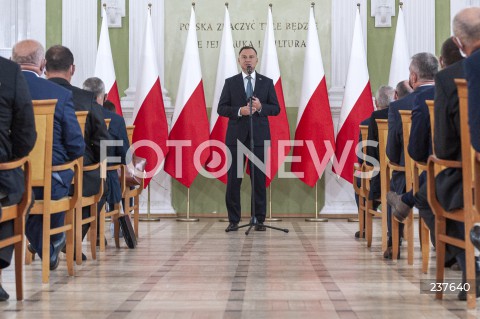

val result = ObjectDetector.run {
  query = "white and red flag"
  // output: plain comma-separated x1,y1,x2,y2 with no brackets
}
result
291,6,335,187
333,8,374,183
388,5,410,87
95,6,122,115
131,9,169,188
205,6,237,184
259,6,291,187
164,7,210,188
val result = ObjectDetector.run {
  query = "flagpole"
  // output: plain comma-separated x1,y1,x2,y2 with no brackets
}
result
266,183,281,222
305,181,328,222
177,188,199,222
139,184,160,222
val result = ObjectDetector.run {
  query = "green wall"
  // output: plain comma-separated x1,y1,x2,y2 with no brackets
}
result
367,0,451,92
46,0,62,48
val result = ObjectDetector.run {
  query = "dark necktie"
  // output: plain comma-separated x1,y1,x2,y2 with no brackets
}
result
246,75,253,99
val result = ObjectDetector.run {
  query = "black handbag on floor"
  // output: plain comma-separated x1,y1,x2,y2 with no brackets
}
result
118,214,137,248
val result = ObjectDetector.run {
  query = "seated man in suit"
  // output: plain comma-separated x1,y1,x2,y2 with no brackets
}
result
384,52,438,259
83,77,129,243
12,40,85,270
354,85,395,238
0,56,36,301
45,45,111,260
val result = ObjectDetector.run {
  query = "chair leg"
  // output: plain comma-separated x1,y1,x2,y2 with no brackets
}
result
65,208,74,276
407,214,414,266
42,214,50,283
99,206,106,252
75,206,83,266
134,195,140,239
359,200,365,239
14,216,24,300
392,218,399,261
466,231,477,309
420,219,430,274
435,217,447,300
89,204,97,261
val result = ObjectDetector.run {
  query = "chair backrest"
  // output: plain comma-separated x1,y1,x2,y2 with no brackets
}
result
426,100,435,155
75,111,89,137
126,125,135,145
456,79,475,214
30,100,56,199
399,110,414,194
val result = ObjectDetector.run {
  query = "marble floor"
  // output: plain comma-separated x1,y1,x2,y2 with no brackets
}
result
0,218,479,319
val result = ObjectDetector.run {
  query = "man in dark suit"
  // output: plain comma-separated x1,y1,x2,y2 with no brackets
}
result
0,56,36,301
45,45,110,259
83,77,129,234
354,85,395,238
384,52,438,258
218,46,280,232
12,40,85,270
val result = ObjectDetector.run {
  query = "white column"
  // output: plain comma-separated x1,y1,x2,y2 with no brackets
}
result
62,0,97,87
29,0,46,47
124,0,171,108
322,0,368,215
330,0,367,107
403,0,435,55
124,0,174,215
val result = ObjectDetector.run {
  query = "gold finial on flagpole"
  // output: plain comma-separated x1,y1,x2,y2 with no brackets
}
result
225,2,228,8
311,2,315,8
399,2,403,9
357,3,361,9
192,2,195,9
148,3,152,14
269,3,272,8
103,3,106,9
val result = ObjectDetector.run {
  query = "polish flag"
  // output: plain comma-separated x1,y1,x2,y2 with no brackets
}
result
95,6,122,115
333,8,374,183
388,6,410,87
205,6,237,184
259,6,291,187
291,6,335,187
131,9,169,188
164,7,211,188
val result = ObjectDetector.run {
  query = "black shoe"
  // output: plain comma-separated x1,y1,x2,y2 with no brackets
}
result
225,223,238,232
355,230,365,238
387,191,411,222
254,223,266,231
50,237,66,270
383,247,400,259
457,276,480,300
470,225,480,251
27,243,37,259
0,285,9,302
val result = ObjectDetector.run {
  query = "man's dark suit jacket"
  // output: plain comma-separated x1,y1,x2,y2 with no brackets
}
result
23,71,85,199
465,49,480,152
0,57,36,268
102,108,129,205
217,72,280,146
365,108,389,200
386,85,434,193
408,86,436,163
48,77,110,196
434,60,465,211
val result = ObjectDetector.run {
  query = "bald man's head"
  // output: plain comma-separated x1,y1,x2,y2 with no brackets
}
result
12,39,45,68
453,7,480,55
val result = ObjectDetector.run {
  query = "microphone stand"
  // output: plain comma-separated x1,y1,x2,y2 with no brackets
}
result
227,68,289,235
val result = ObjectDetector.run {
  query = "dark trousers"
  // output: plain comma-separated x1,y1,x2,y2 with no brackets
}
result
226,144,266,224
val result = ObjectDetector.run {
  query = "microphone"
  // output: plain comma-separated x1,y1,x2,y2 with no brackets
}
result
246,65,252,75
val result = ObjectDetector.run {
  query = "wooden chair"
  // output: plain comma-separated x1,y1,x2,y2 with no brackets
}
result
427,79,478,308
74,111,103,265
98,118,122,252
0,157,31,300
27,100,78,283
123,125,144,238
397,110,430,271
353,125,370,239
365,119,388,252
